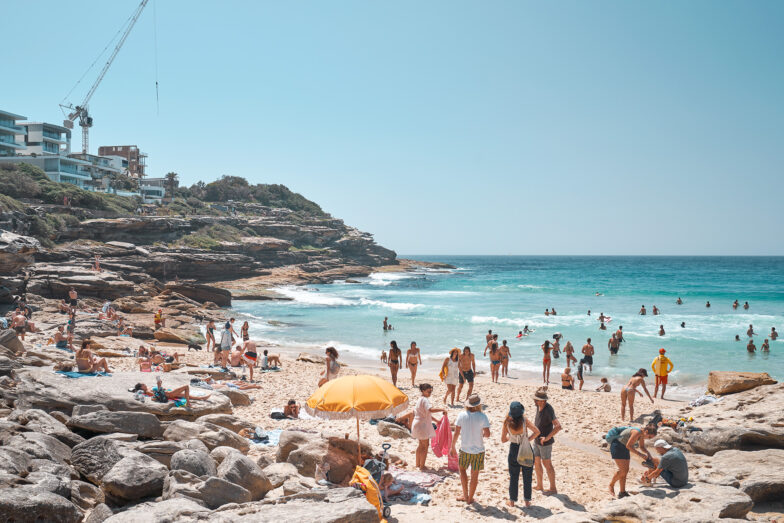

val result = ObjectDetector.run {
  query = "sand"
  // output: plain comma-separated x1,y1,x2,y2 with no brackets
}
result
114,342,688,521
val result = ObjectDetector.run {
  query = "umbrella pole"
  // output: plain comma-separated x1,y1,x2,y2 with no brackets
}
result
356,416,362,465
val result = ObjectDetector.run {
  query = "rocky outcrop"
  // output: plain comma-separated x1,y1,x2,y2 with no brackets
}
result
67,410,164,439
0,231,40,273
0,486,83,523
707,370,777,395
164,282,232,306
692,449,784,502
162,420,250,453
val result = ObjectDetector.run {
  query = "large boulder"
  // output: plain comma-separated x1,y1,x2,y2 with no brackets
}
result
153,327,207,346
692,448,784,502
8,431,72,464
102,498,209,522
0,329,24,353
216,388,251,407
217,449,272,500
67,410,163,438
135,440,184,467
263,462,301,490
8,408,85,448
170,448,217,477
597,482,753,521
0,447,33,475
101,452,168,501
164,282,232,307
0,487,82,523
71,479,106,510
0,231,40,273
162,469,252,509
85,503,114,523
24,470,72,498
163,419,250,453
196,413,256,434
71,436,126,485
277,430,370,484
377,420,411,439
708,371,777,395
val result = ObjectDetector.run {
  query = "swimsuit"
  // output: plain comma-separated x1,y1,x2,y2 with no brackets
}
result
583,355,593,365
492,360,501,365
562,384,573,390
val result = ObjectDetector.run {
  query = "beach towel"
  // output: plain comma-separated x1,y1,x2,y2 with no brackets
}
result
385,466,446,505
251,428,282,447
56,371,108,379
430,413,451,458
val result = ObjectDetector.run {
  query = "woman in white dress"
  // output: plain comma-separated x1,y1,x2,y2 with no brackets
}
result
441,348,461,406
411,383,445,470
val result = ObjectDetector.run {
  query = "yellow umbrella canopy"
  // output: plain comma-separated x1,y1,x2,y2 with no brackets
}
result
305,374,409,420
305,375,409,464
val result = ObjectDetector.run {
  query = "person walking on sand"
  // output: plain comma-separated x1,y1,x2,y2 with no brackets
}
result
218,321,232,368
651,348,674,399
412,383,446,470
406,342,422,387
606,422,658,498
450,394,490,504
456,346,476,403
541,340,553,385
388,341,402,387
621,369,654,421
564,341,577,368
582,338,594,372
502,401,539,508
500,340,511,377
532,388,560,495
489,342,502,383
441,348,461,406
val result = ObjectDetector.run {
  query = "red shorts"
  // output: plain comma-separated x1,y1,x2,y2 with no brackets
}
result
656,375,668,386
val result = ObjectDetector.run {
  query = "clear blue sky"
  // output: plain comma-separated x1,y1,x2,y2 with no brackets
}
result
4,1,783,255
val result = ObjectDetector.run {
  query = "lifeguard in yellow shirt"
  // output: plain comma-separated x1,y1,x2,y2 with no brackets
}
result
651,348,674,399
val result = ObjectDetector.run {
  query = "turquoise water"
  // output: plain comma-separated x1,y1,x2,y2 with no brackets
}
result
232,256,784,397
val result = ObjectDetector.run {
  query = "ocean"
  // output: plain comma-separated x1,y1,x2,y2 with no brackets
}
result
231,256,784,398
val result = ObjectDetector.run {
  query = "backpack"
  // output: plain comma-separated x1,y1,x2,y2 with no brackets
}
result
605,426,630,444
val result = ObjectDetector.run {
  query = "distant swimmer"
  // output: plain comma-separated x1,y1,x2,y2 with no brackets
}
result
639,305,647,315
733,300,739,310
615,326,624,343
735,335,741,341
658,325,665,336
676,297,683,305
652,306,660,316
608,334,620,355
517,331,523,339
588,310,592,316
761,339,770,352
680,322,686,328
551,308,557,316
582,338,594,372
524,326,531,335
771,328,778,341
747,324,755,337
383,316,388,331
595,292,604,296
545,309,550,316
747,340,756,353
599,321,607,331
744,301,750,310
706,301,711,308
598,312,607,322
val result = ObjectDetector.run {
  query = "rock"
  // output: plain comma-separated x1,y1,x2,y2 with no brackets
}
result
71,479,106,510
281,475,316,495
196,413,256,433
0,329,24,353
216,387,251,406
8,431,72,464
135,440,184,467
85,503,114,523
8,408,84,447
217,449,272,500
0,355,18,377
71,404,109,416
163,420,250,453
25,470,72,498
67,410,163,438
297,352,326,364
693,448,784,502
185,438,211,453
0,231,40,273
210,445,236,465
161,469,203,502
0,447,33,475
200,476,253,508
0,486,82,523
207,487,379,522
277,430,369,484
255,448,276,469
50,410,70,424
101,452,168,501
170,449,217,477
8,369,231,421
153,327,207,346
708,371,777,395
377,420,411,439
71,436,126,485
262,462,301,489
30,459,77,480
277,430,318,462
164,282,232,307
597,482,753,521
102,498,209,522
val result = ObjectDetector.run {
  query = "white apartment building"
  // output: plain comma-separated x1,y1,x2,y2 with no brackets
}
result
0,110,26,158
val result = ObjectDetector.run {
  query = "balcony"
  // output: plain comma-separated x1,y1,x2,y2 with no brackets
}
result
42,130,67,143
0,121,24,134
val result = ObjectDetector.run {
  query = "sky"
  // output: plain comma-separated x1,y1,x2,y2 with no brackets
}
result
3,1,783,255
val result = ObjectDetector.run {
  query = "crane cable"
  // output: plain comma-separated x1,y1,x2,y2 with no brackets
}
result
153,0,160,116
60,10,137,108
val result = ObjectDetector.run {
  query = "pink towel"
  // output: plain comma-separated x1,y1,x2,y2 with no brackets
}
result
430,413,451,458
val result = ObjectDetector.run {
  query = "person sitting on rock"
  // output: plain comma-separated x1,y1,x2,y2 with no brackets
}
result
116,316,133,336
132,377,208,408
58,299,70,314
52,325,73,351
154,309,165,330
150,350,180,366
283,399,300,419
641,440,688,488
75,340,111,374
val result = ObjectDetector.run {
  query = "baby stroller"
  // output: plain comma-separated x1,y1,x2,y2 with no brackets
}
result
350,443,392,520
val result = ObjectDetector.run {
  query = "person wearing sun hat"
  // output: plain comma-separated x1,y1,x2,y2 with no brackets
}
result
651,348,674,399
501,401,539,507
450,394,490,504
532,387,561,494
641,439,689,488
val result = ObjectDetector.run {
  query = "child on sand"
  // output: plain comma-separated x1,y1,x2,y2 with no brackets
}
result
596,378,611,392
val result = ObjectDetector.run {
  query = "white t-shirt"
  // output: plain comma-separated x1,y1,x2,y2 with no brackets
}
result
455,410,490,454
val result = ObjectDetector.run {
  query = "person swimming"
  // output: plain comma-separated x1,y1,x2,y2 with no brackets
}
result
676,297,683,305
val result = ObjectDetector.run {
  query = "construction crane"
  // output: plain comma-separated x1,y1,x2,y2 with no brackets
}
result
60,0,150,154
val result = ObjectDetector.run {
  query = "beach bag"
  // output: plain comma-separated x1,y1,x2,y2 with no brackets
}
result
605,426,630,444
516,437,534,467
448,452,459,471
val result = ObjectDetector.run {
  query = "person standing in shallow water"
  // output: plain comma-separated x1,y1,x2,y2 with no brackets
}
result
406,342,422,387
541,341,553,385
388,341,402,387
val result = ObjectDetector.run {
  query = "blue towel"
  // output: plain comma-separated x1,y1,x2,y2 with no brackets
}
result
56,371,108,379
252,428,282,447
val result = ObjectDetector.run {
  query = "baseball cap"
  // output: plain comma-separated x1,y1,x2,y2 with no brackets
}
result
659,348,666,354
653,439,672,449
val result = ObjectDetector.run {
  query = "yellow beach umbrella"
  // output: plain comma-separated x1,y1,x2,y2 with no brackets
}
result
305,375,409,463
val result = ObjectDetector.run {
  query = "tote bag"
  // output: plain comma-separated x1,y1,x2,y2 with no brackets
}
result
516,429,534,467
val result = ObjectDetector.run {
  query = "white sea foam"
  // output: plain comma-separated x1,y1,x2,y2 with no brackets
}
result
358,298,424,311
273,287,354,306
367,272,417,286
